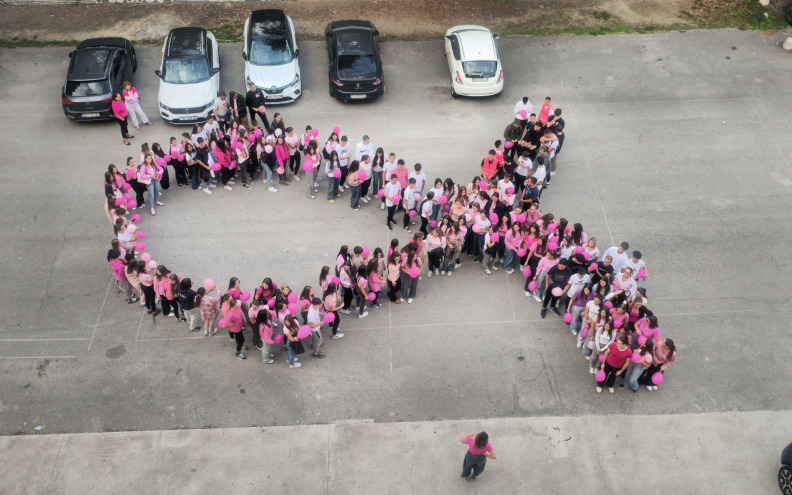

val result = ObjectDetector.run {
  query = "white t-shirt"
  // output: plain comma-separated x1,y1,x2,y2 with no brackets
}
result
213,97,228,116
428,185,443,201
623,258,645,278
515,156,531,177
307,307,322,328
602,247,629,273
409,171,426,193
514,99,533,120
384,182,402,207
337,143,351,167
383,160,397,181
474,216,491,231
404,186,418,209
355,141,374,162
497,179,513,195
285,135,299,156
421,200,433,219
585,300,600,320
532,166,547,185
204,121,220,137
567,273,590,297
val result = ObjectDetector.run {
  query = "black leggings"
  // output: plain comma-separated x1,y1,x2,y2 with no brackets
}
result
598,362,622,388
343,286,354,310
339,166,349,188
289,153,301,175
162,296,180,317
329,310,340,335
221,166,232,185
361,178,371,197
420,216,429,236
542,288,560,309
117,116,129,138
141,284,156,311
387,278,401,302
171,159,188,186
130,179,146,206
233,331,245,353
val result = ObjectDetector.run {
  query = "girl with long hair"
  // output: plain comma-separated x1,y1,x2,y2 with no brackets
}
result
196,285,220,336
322,282,344,339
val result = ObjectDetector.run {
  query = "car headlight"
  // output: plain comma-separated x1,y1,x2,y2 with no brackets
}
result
159,102,171,112
200,101,213,112
289,75,300,87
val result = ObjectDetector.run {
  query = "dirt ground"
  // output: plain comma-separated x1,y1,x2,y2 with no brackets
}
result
1,0,788,45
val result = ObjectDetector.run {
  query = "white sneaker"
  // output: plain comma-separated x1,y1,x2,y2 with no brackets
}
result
427,271,432,278
551,171,556,176
338,185,344,191
652,386,658,391
646,385,652,391
340,309,351,315
150,208,156,215
314,182,320,188
525,291,532,298
294,175,301,182
290,362,302,368
589,367,594,374
155,201,165,206
224,185,233,190
485,269,491,274
228,180,235,184
533,294,542,302
492,266,498,271
203,187,212,195
380,203,385,210
585,356,591,361
407,298,413,304
400,298,405,302
596,387,602,393
332,333,344,339
366,195,372,200
209,183,217,188
608,387,614,394
358,312,368,319
434,269,439,275
576,342,583,348
268,186,278,192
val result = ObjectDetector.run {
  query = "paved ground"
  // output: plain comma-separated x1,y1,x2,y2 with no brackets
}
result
4,411,791,494
1,30,792,442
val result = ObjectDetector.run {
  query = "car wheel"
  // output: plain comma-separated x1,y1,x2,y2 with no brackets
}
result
780,465,792,495
132,50,137,72
451,86,458,99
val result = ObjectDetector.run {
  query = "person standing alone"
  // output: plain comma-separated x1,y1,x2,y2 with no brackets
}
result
245,83,267,128
460,431,496,482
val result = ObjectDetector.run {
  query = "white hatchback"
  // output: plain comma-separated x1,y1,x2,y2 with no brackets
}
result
243,9,301,104
444,25,503,98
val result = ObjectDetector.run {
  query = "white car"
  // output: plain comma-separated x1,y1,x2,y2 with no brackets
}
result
155,27,221,124
444,25,503,98
243,9,301,104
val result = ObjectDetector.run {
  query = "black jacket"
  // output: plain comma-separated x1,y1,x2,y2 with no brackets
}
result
246,89,266,114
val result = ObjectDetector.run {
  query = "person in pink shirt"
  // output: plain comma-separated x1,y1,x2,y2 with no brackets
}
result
166,137,187,187
137,259,159,316
644,338,677,391
634,315,661,344
322,282,344,339
137,154,164,216
221,299,247,359
111,92,133,145
597,336,631,393
624,338,654,393
125,261,145,307
255,308,276,364
153,265,174,316
366,257,385,308
196,285,220,336
107,240,137,304
538,96,554,124
274,135,291,186
460,431,496,481
425,228,446,277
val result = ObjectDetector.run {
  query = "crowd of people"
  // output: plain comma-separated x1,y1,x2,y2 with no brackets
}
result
103,87,677,391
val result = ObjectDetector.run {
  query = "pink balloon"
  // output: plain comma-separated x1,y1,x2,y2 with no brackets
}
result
516,214,526,223
490,233,500,243
595,370,606,382
288,302,298,314
563,312,573,323
210,163,221,171
527,281,538,291
178,155,185,161
203,278,215,289
324,312,335,323
130,214,140,223
506,186,514,195
127,200,137,209
409,268,419,278
442,205,450,213
547,223,556,233
472,224,481,233
163,154,171,161
254,129,263,138
267,298,276,308
376,188,384,197
589,262,599,271
409,210,417,218
264,145,273,154
218,318,228,327
367,292,376,301
551,287,563,297
249,134,257,142
547,240,558,251
575,246,585,255
303,135,310,143
438,195,447,204
522,266,531,277
333,169,342,178
273,334,284,344
504,141,513,149
598,354,605,362
275,128,282,137
311,129,319,137
362,247,370,258
604,301,613,309
429,220,437,228
582,251,590,260
638,335,647,346
520,109,527,118
516,248,527,257
155,157,166,166
392,194,401,203
277,167,284,174
651,372,664,385
636,268,646,279
580,328,589,339
147,260,157,270
331,277,340,285
303,163,313,171
489,213,498,223
135,242,146,251
587,339,594,349
297,325,311,339
333,126,340,134
478,180,488,189
413,192,421,202
283,293,296,304
241,291,251,302
122,183,131,191
122,192,133,201
232,141,242,150
114,197,124,206
631,352,641,363
134,231,145,240
141,253,151,262
357,170,366,180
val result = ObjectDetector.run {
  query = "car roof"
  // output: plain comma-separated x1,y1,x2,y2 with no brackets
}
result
69,47,113,81
335,28,374,55
250,9,288,38
76,37,128,50
449,26,497,61
167,28,207,58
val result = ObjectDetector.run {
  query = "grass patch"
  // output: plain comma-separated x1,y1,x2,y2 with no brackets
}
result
211,21,244,43
0,38,77,48
698,0,786,30
592,10,612,21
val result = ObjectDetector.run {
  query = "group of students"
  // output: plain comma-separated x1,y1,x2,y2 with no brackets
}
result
101,93,677,388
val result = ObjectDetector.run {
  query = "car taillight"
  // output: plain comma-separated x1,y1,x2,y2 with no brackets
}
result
332,77,344,87
61,97,74,105
100,97,112,102
371,76,382,86
497,70,503,82
455,71,463,83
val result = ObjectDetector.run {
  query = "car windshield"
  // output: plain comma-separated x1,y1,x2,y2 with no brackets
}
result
163,57,211,84
462,60,497,78
250,36,293,65
64,80,111,97
337,54,377,80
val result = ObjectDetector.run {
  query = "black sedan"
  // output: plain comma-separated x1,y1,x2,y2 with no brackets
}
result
61,38,137,121
781,441,792,494
325,20,384,101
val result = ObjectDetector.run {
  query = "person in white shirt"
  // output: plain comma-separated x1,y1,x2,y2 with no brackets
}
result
531,156,548,196
336,136,351,191
384,174,402,230
623,250,646,280
212,92,230,131
563,267,590,309
601,242,630,274
514,96,533,131
381,153,397,210
402,178,418,232
359,154,373,202
514,151,532,197
497,175,513,197
409,163,427,195
306,298,326,358
355,135,374,162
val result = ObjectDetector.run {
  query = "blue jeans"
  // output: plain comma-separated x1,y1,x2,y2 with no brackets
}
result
286,340,296,365
504,249,516,271
372,170,383,196
569,305,585,334
261,163,273,186
349,184,361,208
327,176,339,200
461,451,487,478
626,362,646,391
473,233,486,262
146,180,161,204
189,165,200,189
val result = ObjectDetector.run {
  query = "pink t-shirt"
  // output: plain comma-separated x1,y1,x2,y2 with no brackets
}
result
465,437,493,456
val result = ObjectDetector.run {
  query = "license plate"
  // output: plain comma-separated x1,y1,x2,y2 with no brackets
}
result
472,78,486,82
265,94,278,100
81,113,100,118
178,116,194,121
350,94,366,99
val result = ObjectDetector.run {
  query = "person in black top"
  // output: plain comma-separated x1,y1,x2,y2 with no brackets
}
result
270,113,285,134
228,90,249,130
520,177,540,208
245,83,267,128
541,258,571,318
194,138,211,193
590,255,615,286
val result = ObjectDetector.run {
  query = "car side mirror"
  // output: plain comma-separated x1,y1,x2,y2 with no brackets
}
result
68,51,73,57
242,52,248,61
373,29,379,36
154,70,162,78
212,67,220,75
294,48,299,57
494,35,500,40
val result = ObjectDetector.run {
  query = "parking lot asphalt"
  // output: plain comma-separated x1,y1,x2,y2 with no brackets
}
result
1,30,791,435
